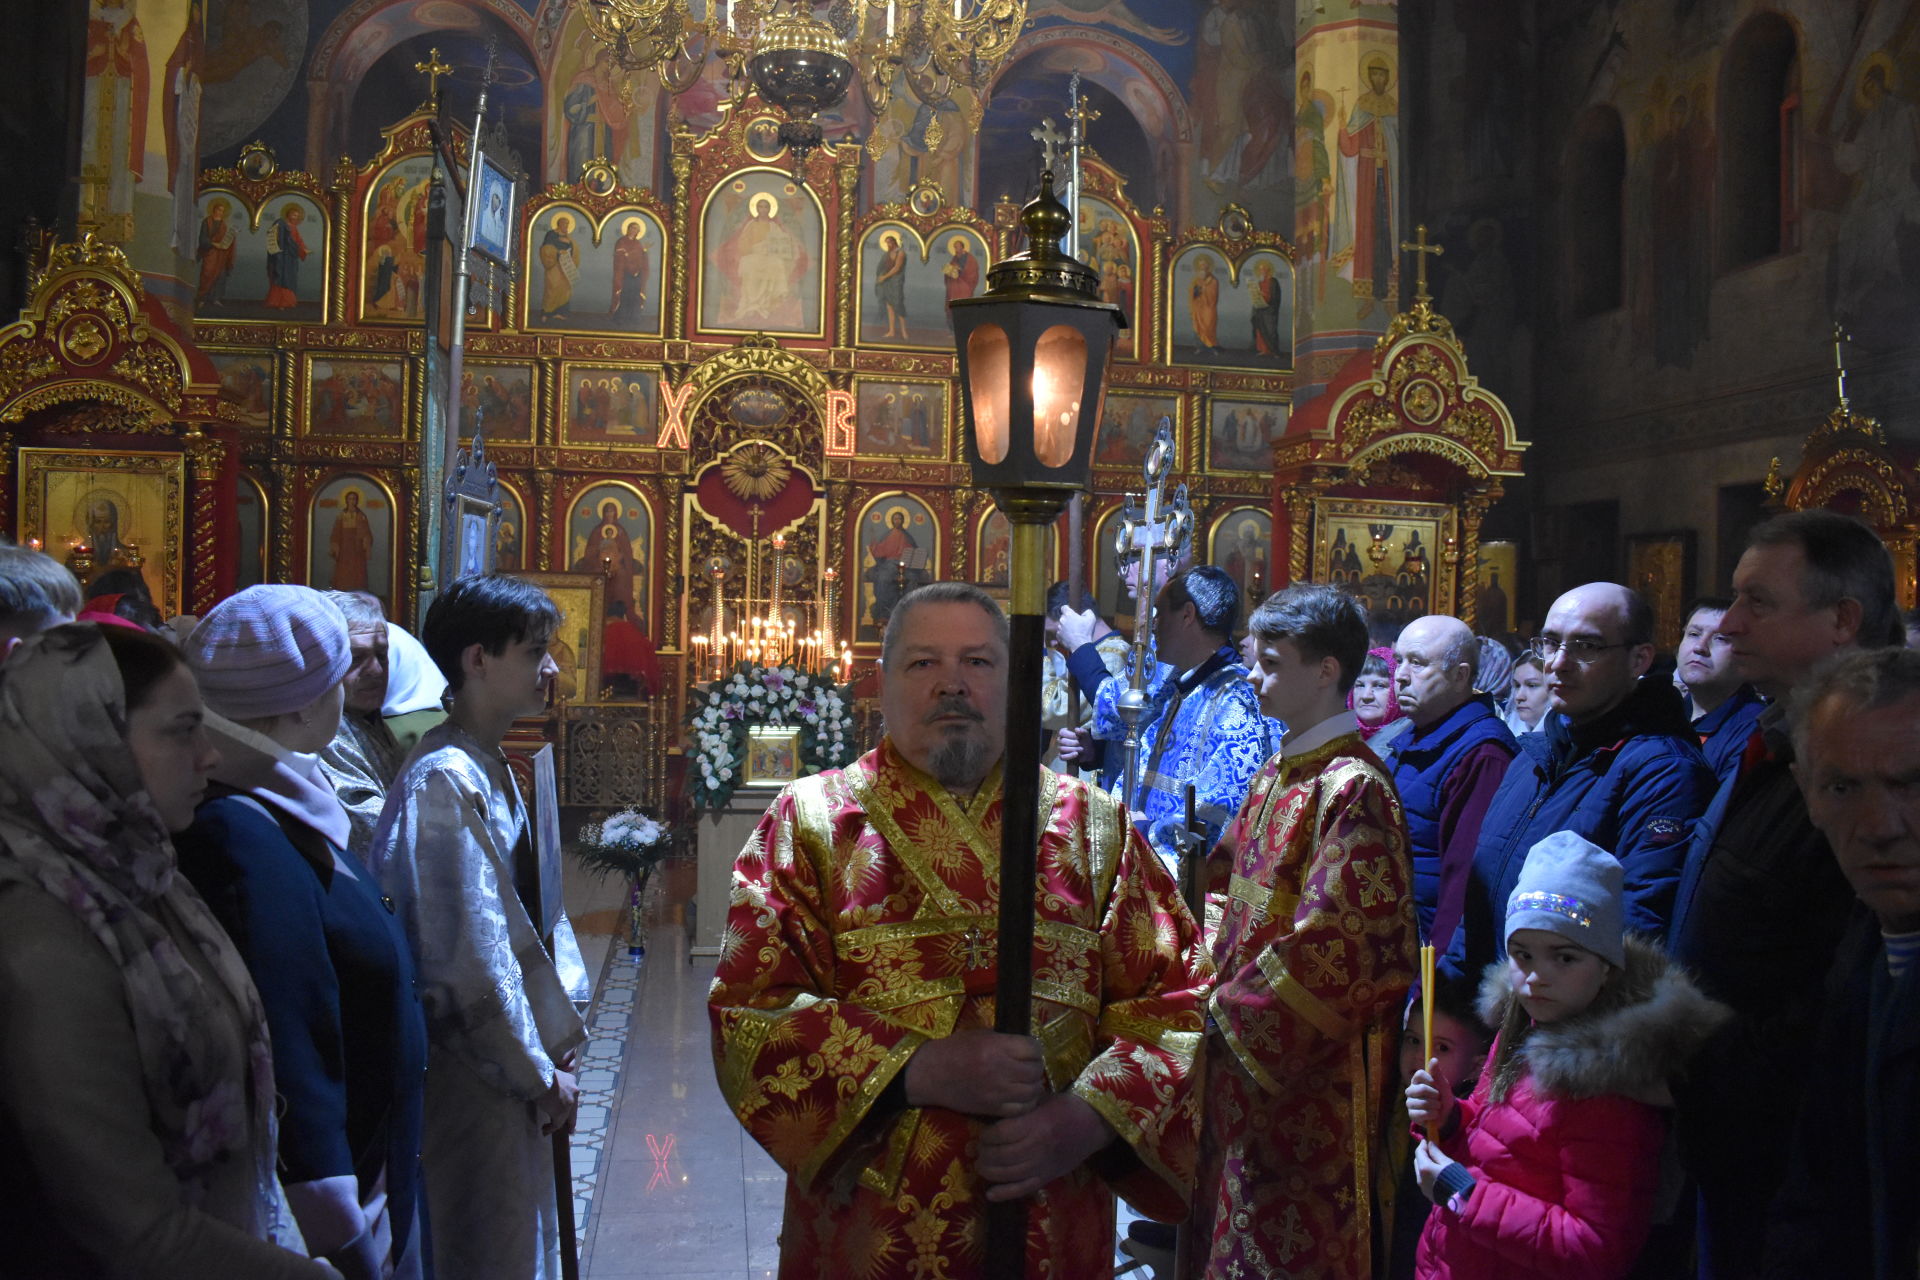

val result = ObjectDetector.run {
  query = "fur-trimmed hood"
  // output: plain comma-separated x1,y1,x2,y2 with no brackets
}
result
1478,934,1731,1105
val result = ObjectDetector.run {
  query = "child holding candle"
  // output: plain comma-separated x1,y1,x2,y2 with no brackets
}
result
1404,832,1728,1280
1378,971,1492,1280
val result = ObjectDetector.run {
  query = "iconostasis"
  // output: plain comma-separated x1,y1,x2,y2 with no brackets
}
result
173,91,1299,722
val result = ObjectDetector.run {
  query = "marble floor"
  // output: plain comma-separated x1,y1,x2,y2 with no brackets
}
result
567,860,1154,1280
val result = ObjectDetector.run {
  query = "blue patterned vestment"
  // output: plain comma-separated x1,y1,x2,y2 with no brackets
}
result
1091,645,1280,873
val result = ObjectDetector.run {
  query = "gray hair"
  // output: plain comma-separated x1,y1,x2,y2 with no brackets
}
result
1789,646,1920,762
326,590,387,629
0,544,82,639
1749,510,1900,649
1163,565,1241,641
881,581,1009,671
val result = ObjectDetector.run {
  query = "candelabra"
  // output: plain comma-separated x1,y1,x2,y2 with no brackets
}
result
689,531,851,682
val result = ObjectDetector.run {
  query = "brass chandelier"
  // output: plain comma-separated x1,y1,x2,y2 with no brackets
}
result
573,0,1028,160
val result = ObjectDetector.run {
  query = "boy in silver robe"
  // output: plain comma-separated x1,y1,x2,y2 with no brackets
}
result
369,575,590,1280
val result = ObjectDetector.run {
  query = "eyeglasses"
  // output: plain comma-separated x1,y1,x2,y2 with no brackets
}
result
1526,635,1633,665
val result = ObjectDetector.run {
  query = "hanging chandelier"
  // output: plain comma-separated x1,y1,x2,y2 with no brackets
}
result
572,0,1028,162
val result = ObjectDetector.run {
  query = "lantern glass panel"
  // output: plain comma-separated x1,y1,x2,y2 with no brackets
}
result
967,324,1012,463
1031,324,1087,468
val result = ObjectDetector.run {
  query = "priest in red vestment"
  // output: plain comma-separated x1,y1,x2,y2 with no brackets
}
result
711,582,1211,1279
1183,583,1419,1280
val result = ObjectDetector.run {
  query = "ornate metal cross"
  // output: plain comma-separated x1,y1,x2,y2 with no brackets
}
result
960,925,993,971
1029,117,1066,172
415,47,454,110
1400,223,1445,304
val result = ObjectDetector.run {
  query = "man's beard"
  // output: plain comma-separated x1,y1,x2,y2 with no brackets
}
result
923,696,993,790
928,732,992,791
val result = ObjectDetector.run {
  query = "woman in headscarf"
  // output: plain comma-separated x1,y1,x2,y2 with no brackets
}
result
176,586,430,1280
381,622,448,757
1350,645,1410,748
1475,635,1516,706
0,623,333,1279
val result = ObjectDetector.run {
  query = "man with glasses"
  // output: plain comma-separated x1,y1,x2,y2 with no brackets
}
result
1676,595,1765,783
1668,510,1899,1280
1441,581,1715,984
1378,613,1517,952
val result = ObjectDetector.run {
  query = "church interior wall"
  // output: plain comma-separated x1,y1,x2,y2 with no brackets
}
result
23,0,1920,674
1405,0,1920,612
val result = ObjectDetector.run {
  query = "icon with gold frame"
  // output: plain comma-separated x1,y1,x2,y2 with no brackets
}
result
17,448,185,619
743,726,802,787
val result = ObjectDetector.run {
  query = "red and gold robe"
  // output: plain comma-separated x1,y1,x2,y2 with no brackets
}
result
710,741,1212,1280
1183,716,1418,1280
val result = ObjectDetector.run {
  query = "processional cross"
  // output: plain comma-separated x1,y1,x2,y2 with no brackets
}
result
414,47,454,111
1029,118,1066,172
1400,224,1445,304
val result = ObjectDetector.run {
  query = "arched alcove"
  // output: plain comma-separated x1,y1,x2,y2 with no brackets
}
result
1719,12,1800,269
976,31,1194,224
309,1,543,171
1564,105,1626,318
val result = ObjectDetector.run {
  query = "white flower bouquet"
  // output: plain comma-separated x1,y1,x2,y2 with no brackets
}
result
686,661,858,811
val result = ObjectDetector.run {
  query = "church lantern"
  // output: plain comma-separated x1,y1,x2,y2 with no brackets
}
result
950,170,1125,497
948,169,1124,1280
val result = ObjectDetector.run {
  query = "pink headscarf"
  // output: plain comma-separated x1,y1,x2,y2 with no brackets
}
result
1350,644,1402,740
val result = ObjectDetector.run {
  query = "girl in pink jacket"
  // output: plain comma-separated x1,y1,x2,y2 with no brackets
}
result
1406,832,1727,1280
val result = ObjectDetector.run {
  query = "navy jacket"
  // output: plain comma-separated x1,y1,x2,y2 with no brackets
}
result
1765,911,1920,1280
1692,684,1766,784
1443,677,1715,983
1379,694,1516,950
1669,705,1858,1280
177,794,430,1270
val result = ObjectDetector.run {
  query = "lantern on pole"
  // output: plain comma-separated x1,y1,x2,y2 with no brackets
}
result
948,171,1124,1275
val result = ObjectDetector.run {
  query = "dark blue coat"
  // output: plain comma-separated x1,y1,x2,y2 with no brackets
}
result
1765,910,1920,1280
1692,684,1766,784
177,794,429,1271
1442,677,1715,983
1379,694,1516,947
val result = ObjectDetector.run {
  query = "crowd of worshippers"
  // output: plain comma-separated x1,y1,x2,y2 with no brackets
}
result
0,556,585,1279
708,507,1917,1280
1,507,1916,1280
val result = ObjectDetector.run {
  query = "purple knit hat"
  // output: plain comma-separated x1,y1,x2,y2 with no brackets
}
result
184,585,351,721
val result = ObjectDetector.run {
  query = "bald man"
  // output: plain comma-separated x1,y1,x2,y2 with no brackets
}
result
1442,583,1715,982
1379,614,1516,951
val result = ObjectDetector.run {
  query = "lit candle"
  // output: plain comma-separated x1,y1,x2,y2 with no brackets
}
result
886,0,894,36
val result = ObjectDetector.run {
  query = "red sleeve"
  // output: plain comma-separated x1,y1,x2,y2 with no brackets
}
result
1444,1093,1665,1280
1430,741,1515,954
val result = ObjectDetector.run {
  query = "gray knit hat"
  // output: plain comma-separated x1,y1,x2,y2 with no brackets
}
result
1506,831,1626,968
185,585,351,721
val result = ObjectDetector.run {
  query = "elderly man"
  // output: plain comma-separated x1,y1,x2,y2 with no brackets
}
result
1765,648,1920,1279
709,582,1211,1278
1676,595,1765,782
1670,510,1899,1280
1444,582,1714,982
318,591,404,854
1381,613,1516,950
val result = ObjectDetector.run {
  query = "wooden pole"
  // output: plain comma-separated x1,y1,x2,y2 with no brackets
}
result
985,504,1063,1279
1066,493,1085,726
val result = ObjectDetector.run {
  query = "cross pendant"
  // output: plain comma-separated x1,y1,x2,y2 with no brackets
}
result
960,925,993,971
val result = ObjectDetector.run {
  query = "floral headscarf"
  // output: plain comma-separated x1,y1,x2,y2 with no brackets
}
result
1351,645,1402,740
1476,636,1516,702
0,624,280,1230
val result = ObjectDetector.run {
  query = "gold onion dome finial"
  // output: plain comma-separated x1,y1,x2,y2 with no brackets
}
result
982,170,1116,315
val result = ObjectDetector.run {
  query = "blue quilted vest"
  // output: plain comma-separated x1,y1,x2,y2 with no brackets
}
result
1380,694,1516,941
